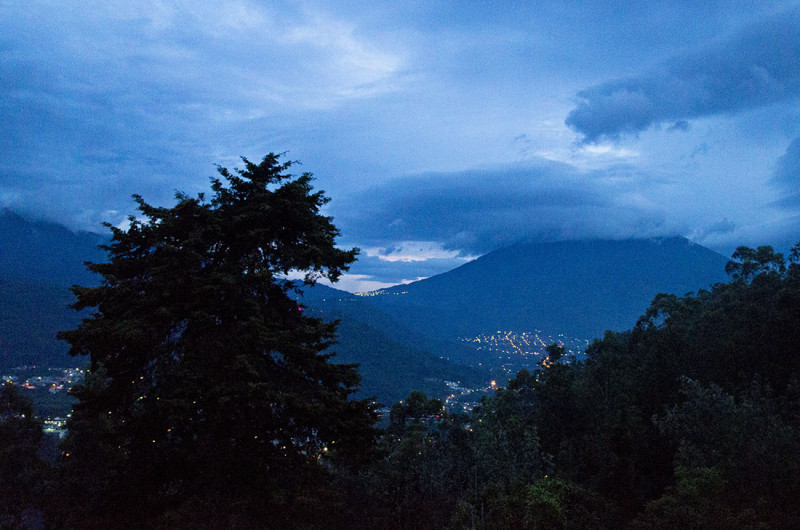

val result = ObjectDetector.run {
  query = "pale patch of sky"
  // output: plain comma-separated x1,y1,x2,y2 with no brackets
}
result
363,241,476,263
319,274,396,293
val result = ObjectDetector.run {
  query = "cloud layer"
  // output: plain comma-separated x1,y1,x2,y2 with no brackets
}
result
566,7,800,142
334,159,676,256
0,0,410,229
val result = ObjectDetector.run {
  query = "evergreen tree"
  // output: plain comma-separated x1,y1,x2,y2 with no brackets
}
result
57,154,377,525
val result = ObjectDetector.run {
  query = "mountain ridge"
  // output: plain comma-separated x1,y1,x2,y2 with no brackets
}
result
0,210,735,398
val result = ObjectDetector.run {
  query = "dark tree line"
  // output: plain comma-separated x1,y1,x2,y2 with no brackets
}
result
341,242,800,528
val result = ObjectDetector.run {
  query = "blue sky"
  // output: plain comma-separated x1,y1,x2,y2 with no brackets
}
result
2,1,799,291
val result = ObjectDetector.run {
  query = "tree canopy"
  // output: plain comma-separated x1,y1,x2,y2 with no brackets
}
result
57,154,377,526
0,382,47,527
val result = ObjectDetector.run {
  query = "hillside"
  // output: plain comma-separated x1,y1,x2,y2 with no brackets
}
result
1,210,733,400
0,209,106,287
295,283,488,403
0,279,84,368
0,210,106,370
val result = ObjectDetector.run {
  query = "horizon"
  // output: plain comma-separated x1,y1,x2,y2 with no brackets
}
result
3,207,747,294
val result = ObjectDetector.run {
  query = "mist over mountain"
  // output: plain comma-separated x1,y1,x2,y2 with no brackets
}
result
363,237,730,342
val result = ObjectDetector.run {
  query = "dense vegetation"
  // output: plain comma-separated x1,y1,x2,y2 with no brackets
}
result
339,242,800,528
1,154,798,527
0,383,48,528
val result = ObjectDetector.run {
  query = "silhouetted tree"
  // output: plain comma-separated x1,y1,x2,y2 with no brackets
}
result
57,154,377,526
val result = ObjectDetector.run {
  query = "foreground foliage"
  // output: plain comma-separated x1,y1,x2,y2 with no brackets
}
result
0,383,48,528
53,154,377,526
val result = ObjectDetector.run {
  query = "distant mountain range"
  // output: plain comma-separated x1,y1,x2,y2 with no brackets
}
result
0,210,485,403
0,209,733,404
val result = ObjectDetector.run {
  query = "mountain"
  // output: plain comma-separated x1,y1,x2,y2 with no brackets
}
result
0,209,106,287
0,279,84,368
362,237,730,343
0,210,733,401
0,210,106,369
297,283,489,365
0,211,488,404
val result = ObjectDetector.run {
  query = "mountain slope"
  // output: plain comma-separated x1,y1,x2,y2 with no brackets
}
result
0,279,84,368
296,283,489,403
365,237,730,341
0,211,732,400
0,211,106,369
298,283,489,365
0,209,106,287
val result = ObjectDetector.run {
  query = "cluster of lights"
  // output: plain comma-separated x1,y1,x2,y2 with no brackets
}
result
459,330,587,361
353,289,408,297
1,367,85,393
441,379,498,413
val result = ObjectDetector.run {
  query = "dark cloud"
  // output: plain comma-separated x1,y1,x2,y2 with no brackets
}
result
773,195,800,209
0,2,411,231
333,159,675,256
771,136,800,208
668,121,690,132
2,1,797,292
566,8,800,142
772,137,800,186
693,218,737,240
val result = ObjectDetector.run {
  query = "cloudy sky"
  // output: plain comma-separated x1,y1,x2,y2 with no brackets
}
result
3,1,800,291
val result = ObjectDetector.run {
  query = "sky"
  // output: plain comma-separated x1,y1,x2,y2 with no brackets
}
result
2,1,800,292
